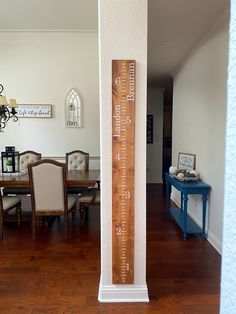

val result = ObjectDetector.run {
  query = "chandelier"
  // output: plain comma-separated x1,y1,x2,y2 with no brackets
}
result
0,84,18,132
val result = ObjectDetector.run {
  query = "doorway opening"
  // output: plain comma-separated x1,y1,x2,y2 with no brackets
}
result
146,0,229,311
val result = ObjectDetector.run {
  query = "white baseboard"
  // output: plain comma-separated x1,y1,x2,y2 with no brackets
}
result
98,282,149,302
147,180,163,184
207,230,222,254
170,192,222,254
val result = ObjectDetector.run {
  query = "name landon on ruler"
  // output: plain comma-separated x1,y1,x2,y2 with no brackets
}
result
113,61,135,139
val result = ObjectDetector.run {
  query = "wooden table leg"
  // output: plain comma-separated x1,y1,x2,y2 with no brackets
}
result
183,194,188,240
202,194,207,240
165,180,170,213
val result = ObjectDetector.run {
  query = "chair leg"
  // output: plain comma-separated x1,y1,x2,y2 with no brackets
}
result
79,204,86,225
32,214,36,240
36,216,45,226
85,206,89,221
0,213,3,240
16,207,21,227
64,214,68,240
72,207,76,227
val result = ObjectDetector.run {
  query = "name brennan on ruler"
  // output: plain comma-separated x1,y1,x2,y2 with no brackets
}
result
112,60,135,284
113,62,135,139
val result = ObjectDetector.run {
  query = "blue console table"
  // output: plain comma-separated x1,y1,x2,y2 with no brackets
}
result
165,172,211,240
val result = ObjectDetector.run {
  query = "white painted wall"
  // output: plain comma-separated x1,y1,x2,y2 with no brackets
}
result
98,0,148,302
0,32,99,158
147,88,163,183
172,14,229,253
220,1,236,312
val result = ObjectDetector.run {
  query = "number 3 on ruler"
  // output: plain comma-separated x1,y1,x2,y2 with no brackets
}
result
121,191,131,199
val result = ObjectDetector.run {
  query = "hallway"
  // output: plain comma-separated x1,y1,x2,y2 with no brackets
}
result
0,184,221,313
147,184,221,313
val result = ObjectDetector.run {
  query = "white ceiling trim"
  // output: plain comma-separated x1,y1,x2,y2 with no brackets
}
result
0,29,98,33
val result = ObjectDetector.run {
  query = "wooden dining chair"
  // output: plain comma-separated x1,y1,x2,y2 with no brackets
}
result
19,150,42,172
78,187,100,224
66,150,89,171
28,159,76,240
3,150,42,196
0,190,21,240
66,150,90,195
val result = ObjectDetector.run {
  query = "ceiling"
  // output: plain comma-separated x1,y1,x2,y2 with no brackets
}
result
0,0,230,83
148,0,229,83
0,0,98,31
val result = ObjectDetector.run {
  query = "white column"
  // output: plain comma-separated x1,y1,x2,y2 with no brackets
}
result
98,0,149,302
220,1,236,313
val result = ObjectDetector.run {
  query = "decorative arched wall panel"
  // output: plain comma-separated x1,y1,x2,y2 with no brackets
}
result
65,88,82,128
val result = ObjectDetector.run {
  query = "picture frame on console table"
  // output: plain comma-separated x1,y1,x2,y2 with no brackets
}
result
178,152,196,172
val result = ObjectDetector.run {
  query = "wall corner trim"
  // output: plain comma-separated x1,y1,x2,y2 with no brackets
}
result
98,282,149,303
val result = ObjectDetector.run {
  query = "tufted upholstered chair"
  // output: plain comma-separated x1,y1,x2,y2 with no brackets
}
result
66,150,89,195
3,150,42,196
19,150,42,172
66,150,89,171
28,159,76,240
0,190,21,239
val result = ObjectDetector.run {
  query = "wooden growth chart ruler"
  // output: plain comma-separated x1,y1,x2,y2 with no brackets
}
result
112,60,135,284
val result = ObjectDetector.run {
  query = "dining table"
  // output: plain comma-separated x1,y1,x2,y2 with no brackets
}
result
0,170,100,189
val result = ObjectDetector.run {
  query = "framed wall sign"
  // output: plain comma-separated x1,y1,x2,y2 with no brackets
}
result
14,104,52,118
178,152,196,171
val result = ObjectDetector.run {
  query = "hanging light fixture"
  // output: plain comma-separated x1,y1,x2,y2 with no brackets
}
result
0,84,18,132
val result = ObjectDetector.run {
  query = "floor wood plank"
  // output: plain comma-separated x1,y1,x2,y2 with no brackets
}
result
0,184,221,313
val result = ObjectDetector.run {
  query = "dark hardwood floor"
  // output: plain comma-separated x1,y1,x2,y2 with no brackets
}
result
0,184,221,313
147,184,221,314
